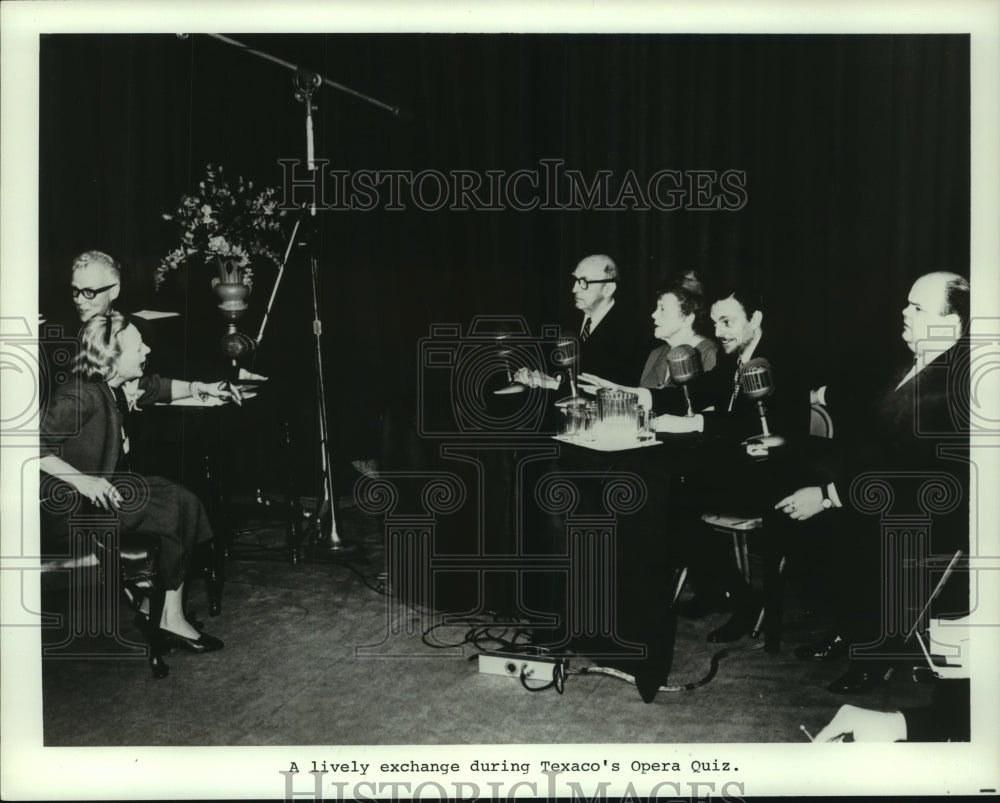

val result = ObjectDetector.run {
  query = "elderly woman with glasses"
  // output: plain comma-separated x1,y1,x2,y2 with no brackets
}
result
39,312,240,654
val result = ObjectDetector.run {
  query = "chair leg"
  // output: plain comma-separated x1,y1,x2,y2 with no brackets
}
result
740,534,751,585
762,555,787,654
195,538,225,617
205,539,224,617
144,584,169,679
119,534,170,679
671,567,689,606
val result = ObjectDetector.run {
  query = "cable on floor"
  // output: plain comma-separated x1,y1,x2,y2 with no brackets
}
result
520,659,569,695
573,641,764,693
422,615,533,652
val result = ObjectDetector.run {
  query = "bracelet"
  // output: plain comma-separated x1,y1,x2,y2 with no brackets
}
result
190,381,208,401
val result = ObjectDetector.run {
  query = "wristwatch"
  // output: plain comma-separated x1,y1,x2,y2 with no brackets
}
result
820,484,833,510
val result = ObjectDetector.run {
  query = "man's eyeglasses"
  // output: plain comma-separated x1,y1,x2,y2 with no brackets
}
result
572,277,617,291
71,283,118,300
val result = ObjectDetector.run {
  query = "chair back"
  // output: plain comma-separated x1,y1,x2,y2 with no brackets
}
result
809,402,834,439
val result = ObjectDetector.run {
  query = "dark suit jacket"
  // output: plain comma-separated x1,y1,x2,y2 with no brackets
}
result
826,338,970,474
575,301,648,387
40,376,172,475
825,338,970,555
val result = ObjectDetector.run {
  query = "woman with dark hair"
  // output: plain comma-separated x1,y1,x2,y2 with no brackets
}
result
579,273,719,408
40,312,238,653
637,282,717,390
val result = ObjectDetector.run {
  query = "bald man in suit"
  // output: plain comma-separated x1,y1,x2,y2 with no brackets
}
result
775,271,971,694
516,254,647,390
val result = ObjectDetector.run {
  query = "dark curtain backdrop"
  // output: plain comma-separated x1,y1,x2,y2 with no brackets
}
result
39,33,969,468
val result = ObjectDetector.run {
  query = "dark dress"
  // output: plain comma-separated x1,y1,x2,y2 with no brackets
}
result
40,375,213,589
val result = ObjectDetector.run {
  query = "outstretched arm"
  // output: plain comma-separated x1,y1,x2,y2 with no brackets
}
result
169,379,245,406
513,367,561,391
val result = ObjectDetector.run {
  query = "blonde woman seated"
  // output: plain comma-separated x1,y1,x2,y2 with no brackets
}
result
578,283,718,414
40,312,241,654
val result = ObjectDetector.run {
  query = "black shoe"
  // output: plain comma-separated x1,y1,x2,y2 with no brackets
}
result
158,628,224,654
676,596,730,620
707,602,760,643
794,634,848,662
826,663,890,694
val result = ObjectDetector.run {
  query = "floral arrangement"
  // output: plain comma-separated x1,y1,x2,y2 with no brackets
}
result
155,164,289,290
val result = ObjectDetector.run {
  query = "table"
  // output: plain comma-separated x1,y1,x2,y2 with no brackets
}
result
519,431,722,700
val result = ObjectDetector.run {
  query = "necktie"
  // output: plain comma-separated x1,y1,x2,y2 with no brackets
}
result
727,362,741,412
581,317,592,342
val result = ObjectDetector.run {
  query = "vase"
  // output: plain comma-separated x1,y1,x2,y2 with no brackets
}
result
211,258,255,365
211,259,251,322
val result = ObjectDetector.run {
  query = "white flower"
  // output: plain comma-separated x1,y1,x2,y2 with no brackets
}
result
207,235,231,255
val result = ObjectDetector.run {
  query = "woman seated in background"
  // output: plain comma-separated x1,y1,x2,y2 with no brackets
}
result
579,273,719,410
40,312,239,654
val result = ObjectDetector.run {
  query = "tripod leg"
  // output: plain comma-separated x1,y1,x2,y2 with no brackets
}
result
309,256,341,549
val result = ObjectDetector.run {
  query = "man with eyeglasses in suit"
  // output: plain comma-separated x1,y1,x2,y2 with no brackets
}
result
61,251,167,408
70,250,122,323
515,254,647,389
39,251,135,409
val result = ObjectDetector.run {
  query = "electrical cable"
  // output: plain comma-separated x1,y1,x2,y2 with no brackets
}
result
422,615,531,651
520,659,569,694
573,641,764,693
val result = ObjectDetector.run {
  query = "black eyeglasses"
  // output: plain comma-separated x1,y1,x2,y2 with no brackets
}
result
71,283,118,300
572,277,617,290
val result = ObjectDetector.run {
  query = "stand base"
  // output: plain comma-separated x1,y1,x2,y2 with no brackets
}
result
744,434,785,448
494,382,527,395
743,434,786,458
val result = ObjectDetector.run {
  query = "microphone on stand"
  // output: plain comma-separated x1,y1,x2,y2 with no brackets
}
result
739,357,785,449
493,333,527,395
665,344,703,417
553,336,581,407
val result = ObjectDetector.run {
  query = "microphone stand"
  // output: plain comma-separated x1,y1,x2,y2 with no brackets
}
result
756,401,773,438
739,360,785,450
745,400,785,450
553,338,582,407
181,34,405,558
681,386,694,418
294,70,343,554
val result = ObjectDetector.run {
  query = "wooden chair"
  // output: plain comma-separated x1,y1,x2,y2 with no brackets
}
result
695,403,835,651
40,474,170,678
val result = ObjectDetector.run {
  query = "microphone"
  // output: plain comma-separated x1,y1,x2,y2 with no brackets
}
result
554,336,581,407
739,357,774,401
666,344,702,416
493,334,526,395
739,358,784,448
